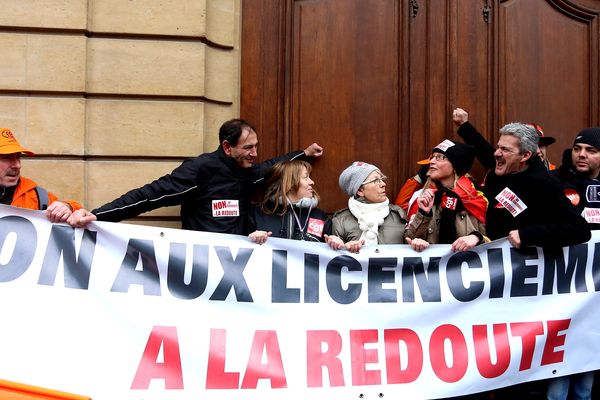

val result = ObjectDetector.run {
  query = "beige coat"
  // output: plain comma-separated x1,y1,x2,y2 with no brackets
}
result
332,204,407,244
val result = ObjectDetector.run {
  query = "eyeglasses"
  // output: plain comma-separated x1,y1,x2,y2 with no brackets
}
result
362,175,387,186
429,154,448,162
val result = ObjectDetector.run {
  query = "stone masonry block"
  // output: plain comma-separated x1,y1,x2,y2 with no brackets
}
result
0,33,86,92
86,99,204,156
204,47,236,103
0,96,85,155
90,0,206,36
206,0,237,46
0,0,87,30
86,38,205,96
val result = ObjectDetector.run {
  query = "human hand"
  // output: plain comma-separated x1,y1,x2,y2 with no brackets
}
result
417,189,435,213
344,240,364,253
249,230,272,245
325,234,345,250
45,201,73,223
451,234,480,252
508,230,521,248
304,143,324,157
452,108,469,126
406,237,430,252
66,208,97,228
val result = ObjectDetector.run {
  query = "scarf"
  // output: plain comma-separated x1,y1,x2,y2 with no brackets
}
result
433,187,461,244
348,197,390,245
434,176,488,244
407,176,487,224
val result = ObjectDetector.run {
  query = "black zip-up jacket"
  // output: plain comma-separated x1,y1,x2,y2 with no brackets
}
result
551,148,600,230
484,157,590,247
247,203,332,242
92,147,307,234
457,121,590,246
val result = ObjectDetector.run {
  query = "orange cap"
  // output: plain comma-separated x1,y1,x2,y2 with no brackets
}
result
0,128,34,156
416,157,430,165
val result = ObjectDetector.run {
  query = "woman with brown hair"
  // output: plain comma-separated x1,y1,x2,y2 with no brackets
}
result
247,159,334,244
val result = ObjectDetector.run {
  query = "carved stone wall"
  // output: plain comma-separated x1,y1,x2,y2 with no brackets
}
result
0,0,241,227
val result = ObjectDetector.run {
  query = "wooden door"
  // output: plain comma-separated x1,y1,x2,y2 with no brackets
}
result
241,0,600,213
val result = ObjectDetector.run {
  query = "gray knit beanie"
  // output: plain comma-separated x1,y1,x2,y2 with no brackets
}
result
338,161,379,197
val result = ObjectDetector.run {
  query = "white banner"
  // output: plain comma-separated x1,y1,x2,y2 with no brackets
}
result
0,204,599,400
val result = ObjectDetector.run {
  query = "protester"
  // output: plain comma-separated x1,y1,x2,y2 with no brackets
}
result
67,119,323,233
545,127,600,400
394,161,429,213
405,140,488,252
483,122,589,248
527,122,557,170
247,160,333,244
328,161,406,253
452,108,557,171
448,118,590,398
553,127,600,230
0,127,81,221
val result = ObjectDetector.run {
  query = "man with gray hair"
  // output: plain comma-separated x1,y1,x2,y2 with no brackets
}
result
482,122,590,248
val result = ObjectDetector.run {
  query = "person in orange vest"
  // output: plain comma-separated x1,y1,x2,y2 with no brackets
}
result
0,128,81,221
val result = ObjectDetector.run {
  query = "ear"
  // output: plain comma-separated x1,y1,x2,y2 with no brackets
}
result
356,187,364,198
521,150,533,163
222,140,232,156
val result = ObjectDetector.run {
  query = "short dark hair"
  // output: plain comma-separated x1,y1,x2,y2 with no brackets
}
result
218,119,256,146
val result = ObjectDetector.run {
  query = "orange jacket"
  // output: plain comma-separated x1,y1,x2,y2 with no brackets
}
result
10,176,82,211
394,177,424,213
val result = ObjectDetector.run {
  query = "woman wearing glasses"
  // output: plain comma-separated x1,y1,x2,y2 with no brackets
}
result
247,159,333,244
326,161,407,253
405,140,488,252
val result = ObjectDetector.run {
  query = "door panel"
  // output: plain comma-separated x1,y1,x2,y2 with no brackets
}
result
290,0,400,210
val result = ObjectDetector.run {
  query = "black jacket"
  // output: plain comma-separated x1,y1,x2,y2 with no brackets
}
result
457,121,496,171
483,157,590,247
248,203,332,242
551,148,600,230
457,121,590,246
93,147,307,234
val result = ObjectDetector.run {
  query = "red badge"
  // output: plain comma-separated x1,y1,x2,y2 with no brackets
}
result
441,194,458,210
307,218,325,237
564,188,580,206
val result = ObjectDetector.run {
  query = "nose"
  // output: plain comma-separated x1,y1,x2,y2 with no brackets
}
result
308,178,314,185
249,146,258,157
494,148,502,157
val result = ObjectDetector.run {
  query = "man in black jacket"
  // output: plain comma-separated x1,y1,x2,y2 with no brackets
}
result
552,127,600,230
545,127,600,400
68,119,323,234
458,120,590,248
